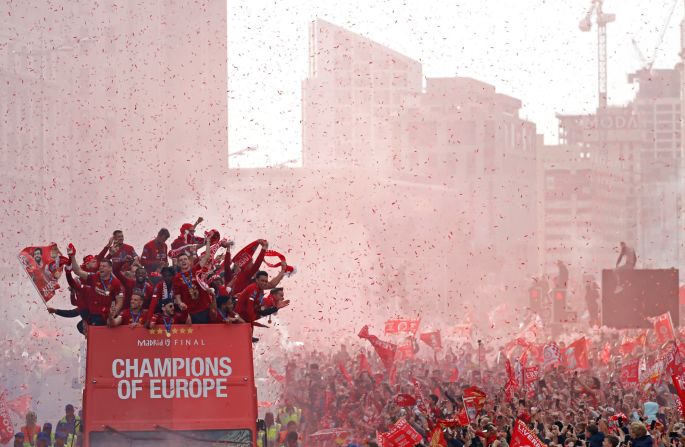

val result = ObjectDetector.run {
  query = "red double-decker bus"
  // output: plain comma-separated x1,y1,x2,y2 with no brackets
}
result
83,324,258,446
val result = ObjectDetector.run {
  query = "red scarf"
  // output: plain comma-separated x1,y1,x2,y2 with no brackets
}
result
264,250,295,274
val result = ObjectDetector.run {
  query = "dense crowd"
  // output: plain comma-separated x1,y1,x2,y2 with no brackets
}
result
257,323,685,447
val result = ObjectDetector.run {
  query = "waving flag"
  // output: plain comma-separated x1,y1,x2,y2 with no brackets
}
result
650,312,676,344
359,325,397,371
542,342,561,369
384,318,421,335
420,331,443,350
620,359,639,384
18,243,66,302
564,337,589,370
510,419,547,447
673,375,685,420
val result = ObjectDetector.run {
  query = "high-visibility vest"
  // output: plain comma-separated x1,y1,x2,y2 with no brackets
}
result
257,424,281,447
277,407,301,425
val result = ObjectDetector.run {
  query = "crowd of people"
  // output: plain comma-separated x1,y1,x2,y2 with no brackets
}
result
256,322,685,447
46,218,292,339
10,405,80,447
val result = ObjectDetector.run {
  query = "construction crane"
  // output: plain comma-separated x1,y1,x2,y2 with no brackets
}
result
579,0,615,111
628,0,679,83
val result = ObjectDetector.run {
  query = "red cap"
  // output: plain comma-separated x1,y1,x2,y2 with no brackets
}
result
180,223,194,234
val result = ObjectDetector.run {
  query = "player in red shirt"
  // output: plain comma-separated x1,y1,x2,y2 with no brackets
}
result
231,239,268,294
140,228,171,275
170,217,205,254
70,253,122,326
107,230,139,272
146,298,191,335
107,293,148,327
235,264,289,323
172,242,214,324
112,260,153,314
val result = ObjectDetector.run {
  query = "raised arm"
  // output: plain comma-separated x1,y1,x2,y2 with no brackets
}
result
70,254,89,280
265,262,287,289
96,237,113,262
221,241,233,284
198,238,212,268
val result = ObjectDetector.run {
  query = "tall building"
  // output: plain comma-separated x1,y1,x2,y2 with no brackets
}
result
395,77,539,276
632,68,681,268
538,143,632,275
302,19,423,172
1,0,228,269
302,20,541,286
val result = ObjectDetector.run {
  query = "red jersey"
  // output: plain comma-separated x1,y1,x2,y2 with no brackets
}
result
231,248,265,294
170,235,205,252
108,243,138,271
119,308,149,325
140,239,168,273
84,273,122,317
149,311,190,326
172,267,212,315
235,283,265,323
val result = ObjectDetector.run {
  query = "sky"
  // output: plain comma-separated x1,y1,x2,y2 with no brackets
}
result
227,0,683,167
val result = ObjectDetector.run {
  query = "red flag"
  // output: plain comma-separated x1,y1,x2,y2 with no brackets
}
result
463,397,478,423
394,393,417,407
0,393,14,444
395,339,416,361
384,318,421,335
564,337,589,370
358,352,373,375
420,331,443,350
439,411,469,427
268,367,286,383
448,368,459,383
338,362,353,386
463,386,487,413
650,312,676,344
620,359,639,384
505,359,519,387
359,326,397,371
660,341,684,376
382,418,423,447
429,425,448,447
620,335,638,356
18,243,65,302
510,419,547,447
523,366,540,385
673,375,685,420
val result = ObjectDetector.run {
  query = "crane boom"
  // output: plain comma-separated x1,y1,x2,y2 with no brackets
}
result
579,0,615,111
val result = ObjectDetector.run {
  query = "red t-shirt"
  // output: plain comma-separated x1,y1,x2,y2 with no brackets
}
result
172,267,211,315
114,269,154,310
84,273,122,317
235,283,264,323
108,243,138,271
231,248,266,294
119,308,149,325
140,239,168,273
149,311,190,326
